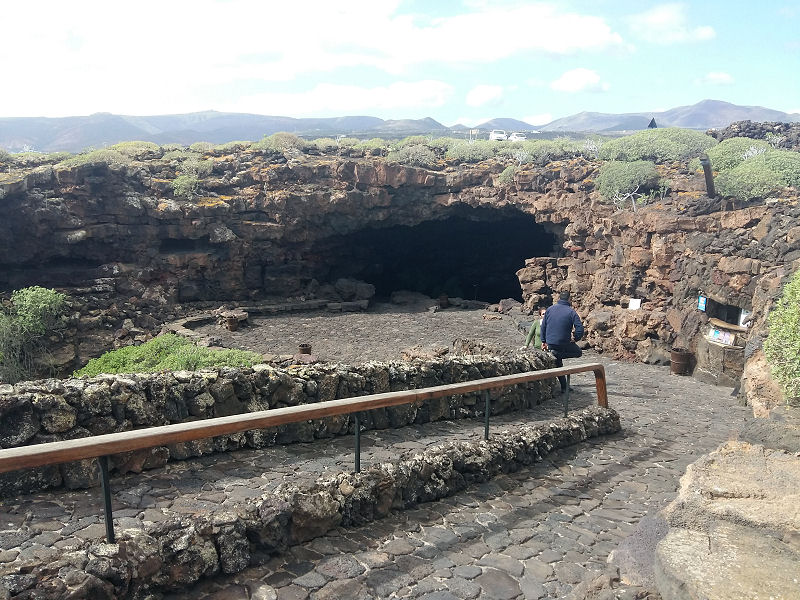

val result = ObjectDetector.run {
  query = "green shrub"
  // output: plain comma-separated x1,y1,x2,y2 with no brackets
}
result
12,151,72,167
254,132,307,153
498,165,517,186
446,141,496,163
756,149,800,188
715,159,775,202
0,286,67,383
552,136,584,155
690,137,772,172
525,140,562,165
386,144,437,168
354,138,389,153
109,141,161,159
172,174,199,199
714,149,800,201
502,139,582,166
311,137,338,152
495,142,526,159
162,149,192,162
180,156,213,177
9,287,67,336
596,160,660,200
394,135,429,149
336,137,359,148
214,141,253,153
598,128,717,162
73,333,263,377
189,142,214,153
59,149,132,168
426,137,456,153
764,269,800,405
0,148,10,163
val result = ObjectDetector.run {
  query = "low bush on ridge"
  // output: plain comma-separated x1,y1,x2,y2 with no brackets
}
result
716,149,800,201
386,144,438,168
498,165,517,186
254,132,308,153
598,128,717,162
596,160,661,200
690,137,772,172
445,141,496,163
58,149,133,168
109,141,162,159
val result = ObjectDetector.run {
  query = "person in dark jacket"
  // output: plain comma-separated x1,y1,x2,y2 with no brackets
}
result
540,291,584,393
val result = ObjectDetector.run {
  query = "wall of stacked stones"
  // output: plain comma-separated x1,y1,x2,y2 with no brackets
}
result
0,353,555,496
544,201,800,365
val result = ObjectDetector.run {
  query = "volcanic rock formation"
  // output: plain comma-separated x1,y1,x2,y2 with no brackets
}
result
1,147,799,408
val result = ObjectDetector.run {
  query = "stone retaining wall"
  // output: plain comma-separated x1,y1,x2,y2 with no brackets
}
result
0,353,555,496
0,405,620,600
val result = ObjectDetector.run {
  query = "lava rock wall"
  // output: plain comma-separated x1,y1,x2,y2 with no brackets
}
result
0,353,554,496
2,150,799,396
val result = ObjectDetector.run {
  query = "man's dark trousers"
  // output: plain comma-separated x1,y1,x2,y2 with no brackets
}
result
549,342,582,392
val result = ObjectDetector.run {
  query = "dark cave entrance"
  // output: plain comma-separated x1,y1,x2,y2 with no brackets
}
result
315,209,561,303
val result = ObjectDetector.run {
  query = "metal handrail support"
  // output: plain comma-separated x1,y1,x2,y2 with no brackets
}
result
0,362,607,541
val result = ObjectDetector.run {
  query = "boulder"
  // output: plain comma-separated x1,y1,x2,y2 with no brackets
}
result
741,348,783,417
655,523,800,600
654,441,800,599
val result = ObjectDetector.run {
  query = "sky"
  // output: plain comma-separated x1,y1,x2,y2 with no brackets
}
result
2,1,799,126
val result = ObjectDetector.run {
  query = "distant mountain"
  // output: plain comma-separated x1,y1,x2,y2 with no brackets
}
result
476,118,535,131
541,99,800,132
0,112,447,153
2,100,798,152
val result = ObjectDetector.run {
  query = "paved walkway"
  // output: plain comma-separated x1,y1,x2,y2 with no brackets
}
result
0,355,751,599
160,356,749,599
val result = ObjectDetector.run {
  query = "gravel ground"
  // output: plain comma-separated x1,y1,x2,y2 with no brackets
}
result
197,300,532,364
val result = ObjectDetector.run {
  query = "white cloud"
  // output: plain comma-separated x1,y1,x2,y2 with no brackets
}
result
550,69,610,93
0,1,627,116
628,4,715,44
696,71,735,85
523,113,553,126
231,81,454,116
466,85,504,108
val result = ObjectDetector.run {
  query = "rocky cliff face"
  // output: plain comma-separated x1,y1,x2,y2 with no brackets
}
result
1,148,799,398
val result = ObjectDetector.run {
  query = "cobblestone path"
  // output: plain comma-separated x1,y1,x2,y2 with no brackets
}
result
155,355,751,600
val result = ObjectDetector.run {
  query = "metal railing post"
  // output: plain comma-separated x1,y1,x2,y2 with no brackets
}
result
484,390,490,440
564,374,570,417
354,413,361,473
98,455,115,543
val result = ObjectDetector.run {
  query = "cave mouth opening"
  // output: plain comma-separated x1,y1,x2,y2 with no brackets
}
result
317,209,561,303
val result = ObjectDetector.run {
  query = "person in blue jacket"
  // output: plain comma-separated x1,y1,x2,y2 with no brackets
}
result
540,291,584,393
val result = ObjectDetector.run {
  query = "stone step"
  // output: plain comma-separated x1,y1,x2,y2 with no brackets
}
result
0,398,615,599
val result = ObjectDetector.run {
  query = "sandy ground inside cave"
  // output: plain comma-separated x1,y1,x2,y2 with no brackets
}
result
195,298,535,365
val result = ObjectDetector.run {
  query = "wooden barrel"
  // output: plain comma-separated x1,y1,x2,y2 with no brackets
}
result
670,348,692,375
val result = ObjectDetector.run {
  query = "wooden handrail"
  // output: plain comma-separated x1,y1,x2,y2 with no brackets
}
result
0,363,607,474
